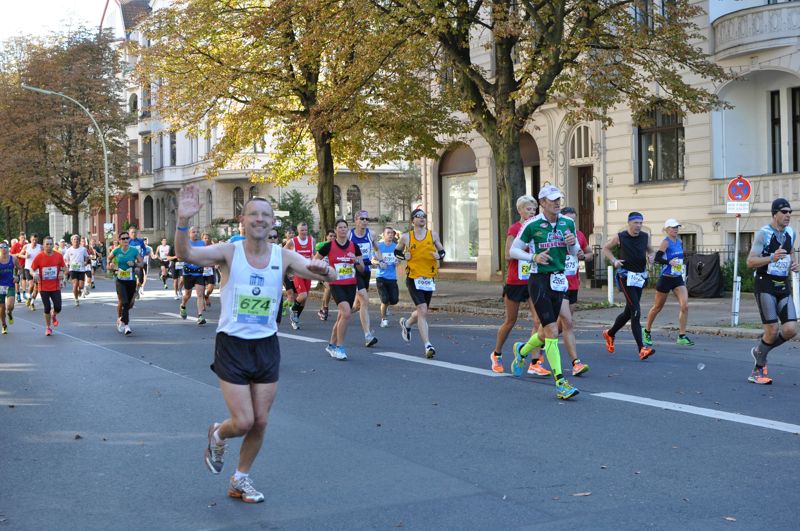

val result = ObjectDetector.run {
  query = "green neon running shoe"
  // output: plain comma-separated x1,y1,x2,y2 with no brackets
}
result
676,335,694,346
642,329,653,347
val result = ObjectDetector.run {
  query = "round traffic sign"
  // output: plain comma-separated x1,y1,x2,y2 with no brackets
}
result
727,176,751,201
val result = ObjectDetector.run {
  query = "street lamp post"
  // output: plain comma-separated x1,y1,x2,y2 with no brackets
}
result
20,83,111,253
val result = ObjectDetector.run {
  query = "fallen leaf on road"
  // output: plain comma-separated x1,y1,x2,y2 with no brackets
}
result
600,465,607,469
723,516,736,522
208,502,216,507
7,405,14,408
74,434,83,440
572,492,592,497
376,423,382,427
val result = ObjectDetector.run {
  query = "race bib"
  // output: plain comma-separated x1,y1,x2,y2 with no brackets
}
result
203,267,214,276
42,266,58,280
671,258,684,275
383,254,396,265
70,262,82,271
91,259,97,267
549,272,568,292
414,277,436,291
518,260,536,281
335,262,355,280
358,242,372,259
233,285,277,325
0,286,8,294
565,255,579,276
767,256,790,277
626,272,646,288
175,261,184,270
116,269,132,280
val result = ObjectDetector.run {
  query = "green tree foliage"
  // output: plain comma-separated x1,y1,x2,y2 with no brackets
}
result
270,190,317,237
0,29,129,233
138,0,461,234
379,0,731,247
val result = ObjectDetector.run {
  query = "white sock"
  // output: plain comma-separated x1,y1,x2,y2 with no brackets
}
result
212,427,224,445
234,469,248,481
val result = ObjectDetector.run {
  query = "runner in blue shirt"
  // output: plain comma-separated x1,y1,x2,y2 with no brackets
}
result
375,227,399,328
127,226,147,296
349,210,384,346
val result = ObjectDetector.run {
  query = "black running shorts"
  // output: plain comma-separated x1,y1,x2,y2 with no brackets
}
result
69,271,86,281
527,273,564,327
330,284,357,307
183,275,206,290
503,283,529,303
376,278,399,305
356,268,371,291
406,277,433,307
212,332,280,385
754,274,797,325
655,275,685,294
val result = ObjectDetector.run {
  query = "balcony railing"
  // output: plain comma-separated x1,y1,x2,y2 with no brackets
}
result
713,1,800,60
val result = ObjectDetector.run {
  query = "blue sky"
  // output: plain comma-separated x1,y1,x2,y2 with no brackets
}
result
0,0,110,41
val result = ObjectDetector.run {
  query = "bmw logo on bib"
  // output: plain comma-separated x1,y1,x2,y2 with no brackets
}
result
252,287,261,296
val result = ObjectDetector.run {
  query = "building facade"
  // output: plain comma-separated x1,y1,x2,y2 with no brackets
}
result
422,0,800,280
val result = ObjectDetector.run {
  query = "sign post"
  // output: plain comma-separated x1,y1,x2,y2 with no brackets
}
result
726,176,751,326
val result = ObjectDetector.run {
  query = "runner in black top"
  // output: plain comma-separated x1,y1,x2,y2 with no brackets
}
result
602,212,655,361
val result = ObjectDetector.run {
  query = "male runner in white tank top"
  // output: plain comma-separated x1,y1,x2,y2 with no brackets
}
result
175,184,336,504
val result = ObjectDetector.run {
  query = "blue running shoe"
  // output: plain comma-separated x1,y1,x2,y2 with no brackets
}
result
555,378,579,400
510,342,527,377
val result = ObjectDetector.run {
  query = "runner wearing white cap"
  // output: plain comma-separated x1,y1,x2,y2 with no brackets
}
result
643,218,694,347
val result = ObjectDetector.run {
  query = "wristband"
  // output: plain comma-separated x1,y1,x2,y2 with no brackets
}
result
177,226,189,232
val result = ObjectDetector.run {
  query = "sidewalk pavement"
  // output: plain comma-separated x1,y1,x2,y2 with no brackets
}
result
305,275,765,339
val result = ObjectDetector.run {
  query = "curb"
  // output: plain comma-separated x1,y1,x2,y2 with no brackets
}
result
303,290,764,339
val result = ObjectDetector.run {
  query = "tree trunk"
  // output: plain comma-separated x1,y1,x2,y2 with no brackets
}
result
312,129,335,234
489,128,526,272
72,210,80,237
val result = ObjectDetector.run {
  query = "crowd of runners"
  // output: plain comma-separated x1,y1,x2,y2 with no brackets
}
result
1,184,796,503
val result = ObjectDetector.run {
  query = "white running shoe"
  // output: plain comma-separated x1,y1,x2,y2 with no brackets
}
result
380,319,389,328
117,319,124,333
124,325,132,336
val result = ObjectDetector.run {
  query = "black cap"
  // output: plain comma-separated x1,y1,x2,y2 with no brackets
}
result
561,207,576,214
772,198,791,215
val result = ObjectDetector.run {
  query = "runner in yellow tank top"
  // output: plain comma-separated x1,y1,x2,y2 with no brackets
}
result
394,208,445,359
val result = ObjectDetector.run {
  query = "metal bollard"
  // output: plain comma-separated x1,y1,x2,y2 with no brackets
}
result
607,265,614,305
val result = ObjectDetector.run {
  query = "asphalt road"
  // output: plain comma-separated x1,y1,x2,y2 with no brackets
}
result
2,275,799,530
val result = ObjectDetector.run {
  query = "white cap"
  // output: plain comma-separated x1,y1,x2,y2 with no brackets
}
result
664,218,682,228
538,185,563,201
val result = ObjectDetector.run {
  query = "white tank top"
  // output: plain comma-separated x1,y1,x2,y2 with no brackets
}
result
25,244,41,270
216,240,282,339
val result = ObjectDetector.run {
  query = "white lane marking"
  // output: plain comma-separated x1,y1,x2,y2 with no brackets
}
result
159,312,201,323
373,351,507,377
277,332,327,343
593,392,800,435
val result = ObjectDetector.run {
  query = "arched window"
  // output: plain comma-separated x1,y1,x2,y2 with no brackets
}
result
143,195,154,228
569,125,594,165
346,185,361,221
249,186,258,199
439,143,478,262
206,190,213,226
333,185,342,219
233,187,244,218
128,93,138,115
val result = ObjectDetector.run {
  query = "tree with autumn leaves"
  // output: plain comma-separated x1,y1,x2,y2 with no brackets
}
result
140,0,730,242
379,0,731,233
0,28,129,234
138,0,460,234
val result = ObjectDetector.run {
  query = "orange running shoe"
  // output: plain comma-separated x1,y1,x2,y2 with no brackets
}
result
489,352,504,373
639,346,655,360
602,330,615,353
51,314,59,327
527,357,551,377
748,367,772,385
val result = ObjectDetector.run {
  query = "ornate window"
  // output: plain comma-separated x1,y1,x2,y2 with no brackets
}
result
233,187,244,218
569,125,594,166
143,196,153,228
128,94,138,115
206,190,213,226
346,185,361,221
333,185,342,219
